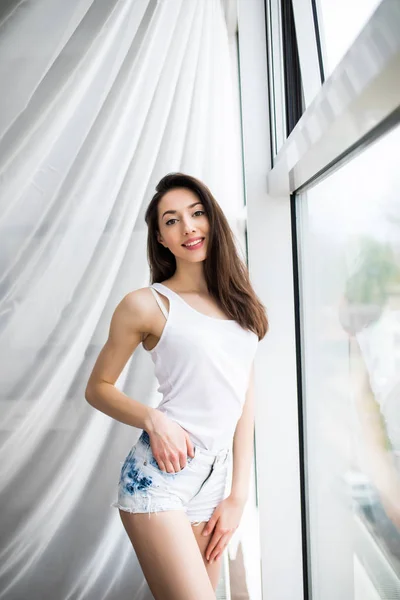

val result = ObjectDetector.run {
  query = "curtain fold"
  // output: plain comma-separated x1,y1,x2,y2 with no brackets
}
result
0,1,245,598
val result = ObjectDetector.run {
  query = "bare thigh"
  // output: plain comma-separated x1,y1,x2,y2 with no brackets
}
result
191,521,223,591
119,509,216,600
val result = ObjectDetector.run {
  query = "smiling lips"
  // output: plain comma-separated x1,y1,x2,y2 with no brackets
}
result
182,237,205,250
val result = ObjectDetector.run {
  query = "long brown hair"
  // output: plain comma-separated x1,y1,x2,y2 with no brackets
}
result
144,172,268,340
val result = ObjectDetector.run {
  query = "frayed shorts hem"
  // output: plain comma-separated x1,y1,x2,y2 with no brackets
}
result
111,502,183,515
111,502,207,526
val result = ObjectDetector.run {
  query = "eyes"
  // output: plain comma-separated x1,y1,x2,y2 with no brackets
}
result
165,210,206,226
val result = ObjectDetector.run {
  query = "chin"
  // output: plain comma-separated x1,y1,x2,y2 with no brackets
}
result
185,254,207,263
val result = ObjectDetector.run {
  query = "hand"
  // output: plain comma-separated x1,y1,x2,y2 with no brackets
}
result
202,496,245,563
146,409,195,473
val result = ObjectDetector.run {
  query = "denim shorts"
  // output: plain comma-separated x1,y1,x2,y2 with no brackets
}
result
111,430,231,526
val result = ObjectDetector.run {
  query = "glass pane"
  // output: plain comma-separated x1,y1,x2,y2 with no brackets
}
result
298,124,400,599
316,0,382,75
267,0,288,156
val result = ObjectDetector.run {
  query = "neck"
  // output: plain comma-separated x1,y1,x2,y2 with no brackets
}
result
169,262,208,293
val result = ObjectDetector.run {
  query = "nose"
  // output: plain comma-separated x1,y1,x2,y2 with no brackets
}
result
182,215,196,234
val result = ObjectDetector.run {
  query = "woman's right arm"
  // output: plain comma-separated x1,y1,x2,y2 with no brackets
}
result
86,289,196,472
84,289,156,432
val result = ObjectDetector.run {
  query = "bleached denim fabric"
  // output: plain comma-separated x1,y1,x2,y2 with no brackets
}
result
111,430,231,526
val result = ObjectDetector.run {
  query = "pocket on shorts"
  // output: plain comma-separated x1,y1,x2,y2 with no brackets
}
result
146,447,197,476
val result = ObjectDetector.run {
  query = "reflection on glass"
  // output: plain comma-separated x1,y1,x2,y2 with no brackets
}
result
316,0,381,75
298,124,400,599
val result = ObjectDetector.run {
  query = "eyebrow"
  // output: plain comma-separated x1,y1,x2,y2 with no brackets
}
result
161,201,204,219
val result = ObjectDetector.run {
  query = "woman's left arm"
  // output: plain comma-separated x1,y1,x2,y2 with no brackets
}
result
202,361,255,562
230,360,255,502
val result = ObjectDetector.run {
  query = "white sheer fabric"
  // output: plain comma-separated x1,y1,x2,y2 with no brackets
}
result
0,0,247,598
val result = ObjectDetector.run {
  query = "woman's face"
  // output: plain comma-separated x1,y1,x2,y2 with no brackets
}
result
157,188,210,262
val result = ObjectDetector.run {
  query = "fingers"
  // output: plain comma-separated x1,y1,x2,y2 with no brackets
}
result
157,457,182,473
185,433,195,458
151,430,195,472
206,532,231,563
155,448,189,473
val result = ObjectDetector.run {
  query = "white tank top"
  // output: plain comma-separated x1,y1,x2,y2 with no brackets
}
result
143,282,259,452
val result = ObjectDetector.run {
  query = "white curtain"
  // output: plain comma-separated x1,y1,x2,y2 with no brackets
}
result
0,0,248,598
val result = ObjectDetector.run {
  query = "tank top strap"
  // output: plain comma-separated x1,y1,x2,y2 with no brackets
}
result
151,282,177,302
149,286,169,319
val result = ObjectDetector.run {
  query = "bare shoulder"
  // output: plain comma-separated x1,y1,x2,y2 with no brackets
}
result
114,286,156,334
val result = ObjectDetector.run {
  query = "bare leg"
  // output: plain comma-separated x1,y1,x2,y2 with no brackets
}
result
191,521,223,591
119,509,216,600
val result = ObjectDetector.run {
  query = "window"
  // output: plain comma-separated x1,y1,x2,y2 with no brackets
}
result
316,0,382,75
297,124,400,599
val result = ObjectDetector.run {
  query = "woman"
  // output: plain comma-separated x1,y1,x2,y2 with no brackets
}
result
85,172,268,599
